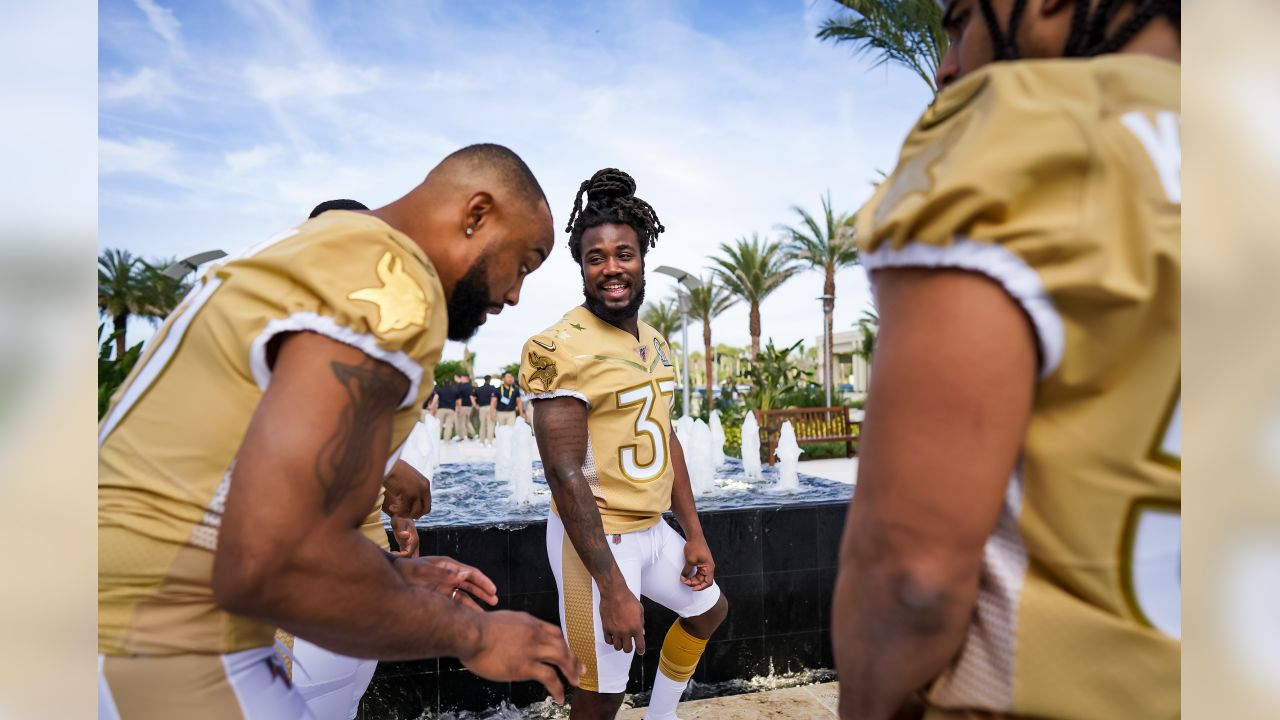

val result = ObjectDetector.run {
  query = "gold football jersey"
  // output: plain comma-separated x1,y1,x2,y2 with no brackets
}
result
856,56,1180,718
520,306,679,534
98,211,447,656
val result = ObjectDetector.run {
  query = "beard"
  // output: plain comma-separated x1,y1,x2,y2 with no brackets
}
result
583,276,645,326
446,254,492,341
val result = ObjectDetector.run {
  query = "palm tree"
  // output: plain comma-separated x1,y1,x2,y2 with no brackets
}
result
815,0,949,94
99,250,193,359
98,248,147,360
684,276,737,409
137,257,189,318
779,192,860,405
641,298,682,341
711,234,799,360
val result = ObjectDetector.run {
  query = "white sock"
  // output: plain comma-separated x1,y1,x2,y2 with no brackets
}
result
644,672,688,720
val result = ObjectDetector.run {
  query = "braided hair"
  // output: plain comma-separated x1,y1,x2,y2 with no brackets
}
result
973,0,1179,61
564,168,665,265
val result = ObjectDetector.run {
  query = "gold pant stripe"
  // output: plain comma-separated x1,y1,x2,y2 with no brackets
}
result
561,533,599,692
102,653,246,720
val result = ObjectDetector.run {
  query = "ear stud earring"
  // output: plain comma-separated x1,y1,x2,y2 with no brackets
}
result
465,227,474,237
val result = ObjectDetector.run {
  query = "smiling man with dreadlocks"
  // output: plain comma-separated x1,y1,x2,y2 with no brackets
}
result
520,169,729,720
832,2,1179,719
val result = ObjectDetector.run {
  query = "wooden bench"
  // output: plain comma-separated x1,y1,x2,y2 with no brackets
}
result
754,406,860,465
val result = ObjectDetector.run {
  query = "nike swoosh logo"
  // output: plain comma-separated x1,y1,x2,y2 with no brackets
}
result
531,338,556,352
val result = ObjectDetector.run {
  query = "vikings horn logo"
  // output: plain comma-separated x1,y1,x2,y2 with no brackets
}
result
526,351,558,392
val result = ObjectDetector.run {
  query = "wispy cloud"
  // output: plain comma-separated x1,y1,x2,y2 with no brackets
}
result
131,0,185,59
225,144,283,173
100,67,178,107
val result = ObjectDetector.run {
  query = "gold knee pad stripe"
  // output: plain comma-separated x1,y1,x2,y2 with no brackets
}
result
657,620,708,683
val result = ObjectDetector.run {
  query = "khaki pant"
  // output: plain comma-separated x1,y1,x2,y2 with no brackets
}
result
437,408,456,440
456,406,476,440
479,407,495,443
496,410,517,427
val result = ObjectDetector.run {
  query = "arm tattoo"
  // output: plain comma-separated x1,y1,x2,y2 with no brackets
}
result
315,357,404,515
537,401,619,582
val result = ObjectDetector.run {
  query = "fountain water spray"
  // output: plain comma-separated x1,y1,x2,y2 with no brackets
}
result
689,419,716,494
774,420,804,492
508,417,536,504
400,416,440,481
493,424,512,483
674,415,695,453
709,410,726,467
740,412,762,480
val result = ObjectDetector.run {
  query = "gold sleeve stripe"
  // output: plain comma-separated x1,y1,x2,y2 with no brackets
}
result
860,237,1065,379
98,276,225,447
248,311,424,410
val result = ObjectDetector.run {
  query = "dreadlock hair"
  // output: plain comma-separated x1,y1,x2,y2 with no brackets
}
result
564,168,665,265
974,0,1179,61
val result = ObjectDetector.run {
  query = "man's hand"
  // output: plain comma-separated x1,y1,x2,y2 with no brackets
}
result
390,516,419,558
681,536,716,590
599,584,645,654
384,459,431,519
394,556,499,611
460,610,584,704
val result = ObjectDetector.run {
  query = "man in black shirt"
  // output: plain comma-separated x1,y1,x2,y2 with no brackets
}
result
454,374,477,442
434,380,459,441
474,374,498,447
494,371,524,427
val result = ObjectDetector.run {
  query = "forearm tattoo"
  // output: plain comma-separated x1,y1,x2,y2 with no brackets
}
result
315,357,403,514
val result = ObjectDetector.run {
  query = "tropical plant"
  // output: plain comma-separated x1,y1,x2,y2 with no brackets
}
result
779,192,860,404
815,0,949,94
684,276,737,412
853,309,879,363
98,323,143,419
641,298,682,340
434,359,467,386
711,234,799,360
732,339,813,413
781,381,830,410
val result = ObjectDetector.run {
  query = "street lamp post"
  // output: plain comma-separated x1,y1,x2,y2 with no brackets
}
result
819,294,835,408
162,250,229,280
653,265,703,418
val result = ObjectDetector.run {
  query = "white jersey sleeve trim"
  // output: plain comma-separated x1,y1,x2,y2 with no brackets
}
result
249,311,423,409
526,389,591,409
861,237,1065,379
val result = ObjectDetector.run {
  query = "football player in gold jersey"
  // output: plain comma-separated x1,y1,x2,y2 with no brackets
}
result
98,144,581,718
832,2,1180,719
522,169,729,720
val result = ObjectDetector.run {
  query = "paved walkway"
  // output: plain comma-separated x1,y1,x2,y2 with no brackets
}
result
617,682,839,719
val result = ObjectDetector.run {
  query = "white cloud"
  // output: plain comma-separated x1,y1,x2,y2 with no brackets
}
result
245,61,382,103
98,137,186,185
225,144,283,172
132,0,184,58
100,67,177,107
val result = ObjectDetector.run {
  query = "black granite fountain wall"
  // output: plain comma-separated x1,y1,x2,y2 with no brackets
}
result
359,499,850,718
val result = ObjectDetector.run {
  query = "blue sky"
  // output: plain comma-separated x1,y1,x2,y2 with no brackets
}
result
99,0,933,372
